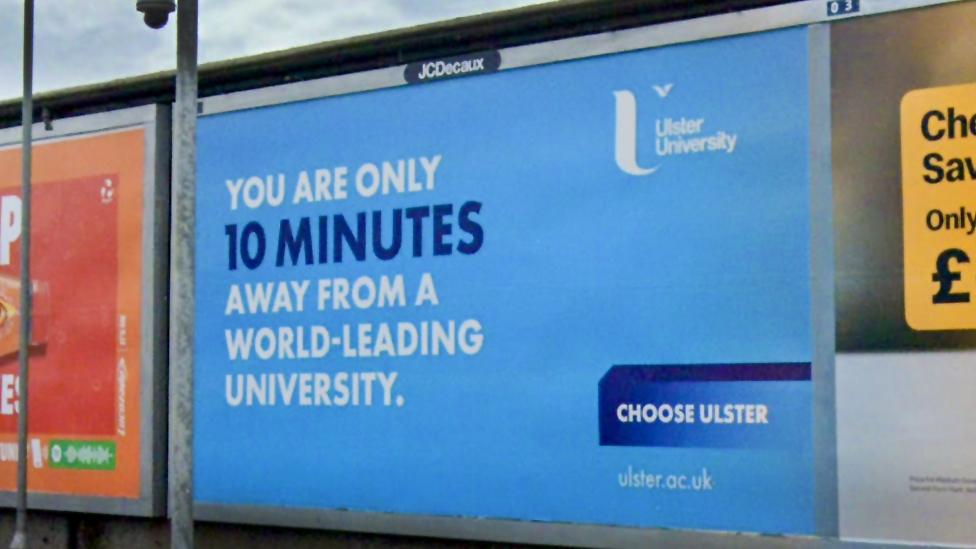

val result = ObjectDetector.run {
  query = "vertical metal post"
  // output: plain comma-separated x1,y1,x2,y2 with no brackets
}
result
10,2,33,548
170,0,197,548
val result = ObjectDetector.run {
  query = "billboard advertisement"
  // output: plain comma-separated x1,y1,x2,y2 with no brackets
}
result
833,2,976,546
0,109,167,515
195,27,816,534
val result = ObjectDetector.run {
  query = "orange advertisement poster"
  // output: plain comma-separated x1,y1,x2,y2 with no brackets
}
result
0,129,144,498
902,83,976,331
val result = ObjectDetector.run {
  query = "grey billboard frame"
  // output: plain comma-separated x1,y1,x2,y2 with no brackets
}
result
191,0,961,546
0,104,170,517
807,22,837,537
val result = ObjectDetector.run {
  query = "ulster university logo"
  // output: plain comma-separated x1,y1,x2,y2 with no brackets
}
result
613,86,740,177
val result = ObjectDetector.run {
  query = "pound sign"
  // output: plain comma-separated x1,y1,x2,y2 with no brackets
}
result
932,248,971,304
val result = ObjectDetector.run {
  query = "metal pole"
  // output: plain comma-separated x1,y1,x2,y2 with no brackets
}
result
170,0,197,548
10,1,33,548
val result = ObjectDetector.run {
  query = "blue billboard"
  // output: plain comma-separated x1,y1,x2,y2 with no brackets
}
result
195,26,813,534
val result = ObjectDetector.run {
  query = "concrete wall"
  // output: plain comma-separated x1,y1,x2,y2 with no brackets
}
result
0,511,521,549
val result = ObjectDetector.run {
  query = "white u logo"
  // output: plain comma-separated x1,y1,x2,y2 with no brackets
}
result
613,90,658,176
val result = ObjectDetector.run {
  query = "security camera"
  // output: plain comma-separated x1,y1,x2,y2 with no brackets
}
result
137,0,176,29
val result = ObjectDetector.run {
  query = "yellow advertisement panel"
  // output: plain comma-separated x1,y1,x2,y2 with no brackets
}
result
902,83,976,331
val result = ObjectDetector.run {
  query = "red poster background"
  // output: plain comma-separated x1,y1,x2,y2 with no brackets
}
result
0,176,119,434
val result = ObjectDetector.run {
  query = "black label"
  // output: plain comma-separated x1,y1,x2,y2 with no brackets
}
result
827,0,859,16
404,51,501,84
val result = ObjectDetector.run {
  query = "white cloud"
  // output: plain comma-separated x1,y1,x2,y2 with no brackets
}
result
0,0,546,101
0,1,176,100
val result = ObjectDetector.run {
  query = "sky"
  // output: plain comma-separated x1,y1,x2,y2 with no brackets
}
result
0,0,546,101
